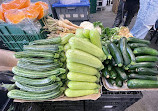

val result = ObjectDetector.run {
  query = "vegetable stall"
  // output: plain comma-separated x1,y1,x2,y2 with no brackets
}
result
0,0,157,111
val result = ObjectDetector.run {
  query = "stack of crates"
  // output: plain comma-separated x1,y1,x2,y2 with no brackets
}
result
52,0,90,21
96,0,106,11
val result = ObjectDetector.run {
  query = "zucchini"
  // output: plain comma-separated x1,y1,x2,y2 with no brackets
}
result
7,88,63,100
128,43,148,49
17,61,61,72
115,77,123,87
15,81,62,93
119,37,131,66
69,37,106,61
136,56,158,62
111,58,117,66
102,46,112,59
133,47,158,56
67,72,99,83
128,74,158,80
107,78,116,86
65,88,99,97
128,62,156,70
127,45,136,65
12,66,66,78
109,69,117,79
66,49,104,70
108,64,112,71
115,67,127,81
61,33,74,45
64,43,71,52
24,45,63,53
13,75,60,86
127,37,150,45
102,67,110,78
67,81,100,90
136,68,158,76
127,79,158,88
108,43,123,67
15,51,59,59
67,62,99,76
29,37,61,45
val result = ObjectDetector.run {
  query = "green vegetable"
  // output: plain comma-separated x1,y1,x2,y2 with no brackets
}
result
102,46,112,59
133,47,158,56
90,29,102,49
127,79,158,88
29,37,61,45
107,79,116,86
0,83,15,91
104,60,110,64
109,69,117,79
115,77,123,87
83,29,90,38
128,74,158,80
65,88,99,97
64,43,71,52
61,33,74,45
102,67,110,78
136,68,158,76
12,66,66,78
128,62,156,70
67,62,99,76
126,45,136,65
115,67,127,81
13,75,60,86
136,56,158,62
67,81,100,90
108,43,123,67
67,72,99,83
108,64,112,71
119,37,131,66
69,37,106,61
128,43,148,49
66,49,104,70
127,37,150,45
75,29,85,38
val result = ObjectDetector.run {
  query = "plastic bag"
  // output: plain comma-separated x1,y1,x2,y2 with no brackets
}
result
60,0,80,5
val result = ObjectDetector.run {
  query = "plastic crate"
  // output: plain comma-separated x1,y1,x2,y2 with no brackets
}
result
52,0,90,21
0,24,47,52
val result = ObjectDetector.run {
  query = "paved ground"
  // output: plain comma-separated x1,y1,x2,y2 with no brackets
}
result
90,5,158,111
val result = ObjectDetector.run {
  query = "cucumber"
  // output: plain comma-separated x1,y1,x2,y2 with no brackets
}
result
102,46,112,59
65,88,99,97
128,74,158,80
127,79,158,88
108,64,112,71
107,78,116,85
115,77,123,87
133,47,158,56
67,81,100,90
29,37,61,45
24,45,63,53
127,37,150,45
119,37,131,66
17,61,60,72
7,88,63,100
102,67,110,78
15,81,62,93
128,43,148,49
13,75,60,86
109,69,117,79
126,45,136,65
108,43,123,67
136,56,158,62
128,62,156,70
12,66,66,78
115,67,127,81
136,68,158,76
15,51,59,59
67,72,99,83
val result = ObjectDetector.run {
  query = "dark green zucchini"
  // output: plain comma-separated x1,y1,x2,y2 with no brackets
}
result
102,67,110,78
126,45,136,65
127,79,158,88
136,68,158,76
136,56,158,62
128,62,156,70
133,47,158,56
102,46,112,59
115,67,127,81
128,74,158,80
109,69,117,79
127,37,150,45
111,58,117,66
107,78,116,86
128,43,148,49
115,77,123,87
119,37,131,66
29,37,61,45
108,43,123,67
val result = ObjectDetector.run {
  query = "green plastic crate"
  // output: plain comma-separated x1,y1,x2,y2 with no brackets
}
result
0,24,47,52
